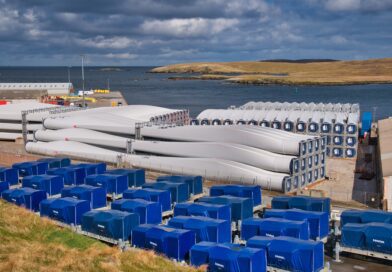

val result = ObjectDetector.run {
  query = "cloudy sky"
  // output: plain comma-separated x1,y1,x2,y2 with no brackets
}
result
0,0,391,66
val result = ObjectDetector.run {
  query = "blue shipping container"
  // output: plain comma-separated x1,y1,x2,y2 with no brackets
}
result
106,168,145,187
85,174,128,195
247,236,324,272
209,243,267,272
111,199,162,224
210,185,261,207
197,195,253,221
157,175,203,195
61,185,107,209
360,112,372,137
341,209,392,226
342,223,392,254
168,215,231,243
241,217,310,241
81,209,140,241
1,187,47,211
39,197,90,225
46,167,80,186
0,181,9,194
174,202,231,222
271,196,331,215
37,157,71,168
22,175,64,196
123,188,171,212
12,161,48,177
131,224,195,261
264,209,329,240
0,167,19,185
142,181,189,203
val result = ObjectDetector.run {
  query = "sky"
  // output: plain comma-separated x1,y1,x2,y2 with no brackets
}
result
0,0,391,66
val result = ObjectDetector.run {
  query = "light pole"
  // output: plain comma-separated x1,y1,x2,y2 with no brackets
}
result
80,55,85,107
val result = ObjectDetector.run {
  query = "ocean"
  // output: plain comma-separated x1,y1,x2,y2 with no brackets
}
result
0,66,391,120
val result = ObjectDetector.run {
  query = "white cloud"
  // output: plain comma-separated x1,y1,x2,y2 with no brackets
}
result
105,53,137,59
77,36,140,49
331,35,348,45
140,18,239,38
325,0,392,11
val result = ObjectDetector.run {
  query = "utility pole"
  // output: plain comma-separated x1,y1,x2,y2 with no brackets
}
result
80,55,86,107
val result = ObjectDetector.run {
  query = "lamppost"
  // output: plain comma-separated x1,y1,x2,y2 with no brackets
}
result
80,55,85,107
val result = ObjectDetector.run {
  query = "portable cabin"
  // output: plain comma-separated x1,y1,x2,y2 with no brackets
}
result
208,243,267,272
241,217,310,241
22,175,64,196
247,236,324,272
209,185,261,207
264,209,329,240
37,157,71,168
197,195,253,222
123,188,171,212
340,209,392,226
111,199,162,224
81,209,140,241
85,174,128,195
142,181,189,203
174,202,231,222
39,197,90,225
131,224,195,261
341,222,392,254
106,168,145,187
12,161,48,177
61,185,107,209
157,175,203,195
168,215,231,243
0,167,19,185
46,167,82,186
1,187,46,211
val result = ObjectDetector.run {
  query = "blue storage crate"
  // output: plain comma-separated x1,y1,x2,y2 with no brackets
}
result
247,236,324,272
143,181,189,203
81,209,140,241
272,196,331,215
39,197,90,225
1,187,46,211
0,181,9,194
174,202,231,222
209,243,267,272
68,164,89,183
241,217,310,241
106,168,145,187
37,157,71,168
197,195,253,222
342,223,392,254
190,241,217,267
123,188,171,212
168,215,231,243
46,167,80,186
74,163,107,175
22,175,64,196
111,199,162,224
264,209,329,240
131,224,195,261
341,209,392,226
61,185,107,209
13,161,48,177
157,175,203,195
0,167,19,185
85,174,128,195
210,185,261,207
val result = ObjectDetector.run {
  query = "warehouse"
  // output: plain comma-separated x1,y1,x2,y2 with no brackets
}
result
0,83,73,98
378,117,392,211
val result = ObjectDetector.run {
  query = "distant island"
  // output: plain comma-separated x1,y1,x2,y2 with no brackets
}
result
151,58,392,86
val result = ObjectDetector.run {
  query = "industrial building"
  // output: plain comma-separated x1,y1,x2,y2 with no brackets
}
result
0,83,73,98
378,118,392,211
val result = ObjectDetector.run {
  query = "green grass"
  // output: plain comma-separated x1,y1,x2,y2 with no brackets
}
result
0,200,203,272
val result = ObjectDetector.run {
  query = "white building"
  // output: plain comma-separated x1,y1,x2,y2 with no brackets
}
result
0,83,73,95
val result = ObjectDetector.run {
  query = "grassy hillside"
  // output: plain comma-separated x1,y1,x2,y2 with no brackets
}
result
151,58,392,85
0,200,203,272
